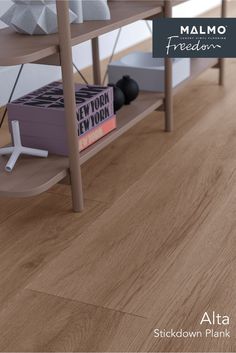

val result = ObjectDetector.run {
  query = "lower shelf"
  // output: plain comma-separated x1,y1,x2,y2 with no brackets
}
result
0,91,163,197
0,58,221,198
0,57,220,198
80,91,164,163
0,154,68,197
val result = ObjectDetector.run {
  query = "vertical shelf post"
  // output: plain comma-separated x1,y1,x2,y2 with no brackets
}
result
92,37,102,85
164,0,173,132
56,0,84,212
219,0,227,86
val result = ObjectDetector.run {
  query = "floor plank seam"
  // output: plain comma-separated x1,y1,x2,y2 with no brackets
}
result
26,288,148,320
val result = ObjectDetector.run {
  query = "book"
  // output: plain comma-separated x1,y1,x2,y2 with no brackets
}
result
7,81,115,156
79,115,116,152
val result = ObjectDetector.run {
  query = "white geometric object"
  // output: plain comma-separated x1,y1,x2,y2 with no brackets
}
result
108,52,190,92
0,120,48,173
69,0,83,23
0,0,77,35
82,0,111,20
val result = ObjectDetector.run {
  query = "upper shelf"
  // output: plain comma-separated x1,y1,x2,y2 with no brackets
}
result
0,1,162,66
0,0,188,66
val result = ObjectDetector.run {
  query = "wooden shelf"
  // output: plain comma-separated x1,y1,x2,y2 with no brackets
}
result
0,1,164,66
0,154,68,197
0,27,57,66
70,1,163,46
80,91,164,163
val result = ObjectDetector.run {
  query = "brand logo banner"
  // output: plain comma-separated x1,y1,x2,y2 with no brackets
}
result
153,18,236,58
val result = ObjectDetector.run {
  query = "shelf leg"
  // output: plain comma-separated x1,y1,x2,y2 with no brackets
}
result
56,0,84,212
164,1,173,132
219,59,225,86
92,37,102,85
219,0,227,86
165,58,173,132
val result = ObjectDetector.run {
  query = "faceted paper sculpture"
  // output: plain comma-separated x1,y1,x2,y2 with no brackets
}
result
68,0,111,22
0,0,77,35
0,120,48,172
0,0,111,35
82,0,111,21
69,0,83,23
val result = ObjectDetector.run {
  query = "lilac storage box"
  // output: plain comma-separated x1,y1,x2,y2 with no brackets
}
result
7,81,114,156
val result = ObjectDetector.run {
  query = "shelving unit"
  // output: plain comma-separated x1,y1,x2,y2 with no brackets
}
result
0,0,227,211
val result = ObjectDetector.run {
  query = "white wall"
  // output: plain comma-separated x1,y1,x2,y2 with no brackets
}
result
0,0,221,105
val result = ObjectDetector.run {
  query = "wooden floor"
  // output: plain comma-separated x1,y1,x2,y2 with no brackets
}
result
1,9,236,353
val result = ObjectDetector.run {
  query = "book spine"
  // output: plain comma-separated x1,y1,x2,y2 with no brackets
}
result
77,86,114,136
79,115,116,152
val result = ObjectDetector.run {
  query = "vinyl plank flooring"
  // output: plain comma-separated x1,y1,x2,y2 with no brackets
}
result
0,289,145,352
128,197,236,352
0,197,33,224
129,269,236,352
0,193,108,307
27,78,236,328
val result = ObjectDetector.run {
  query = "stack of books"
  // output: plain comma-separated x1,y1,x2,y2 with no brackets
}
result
7,81,116,155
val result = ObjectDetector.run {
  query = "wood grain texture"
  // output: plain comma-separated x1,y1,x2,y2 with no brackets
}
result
0,197,32,224
27,58,236,325
130,266,236,352
0,289,145,352
0,193,108,307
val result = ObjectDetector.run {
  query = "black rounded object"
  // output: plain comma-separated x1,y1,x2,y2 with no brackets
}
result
116,75,139,105
108,83,125,112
